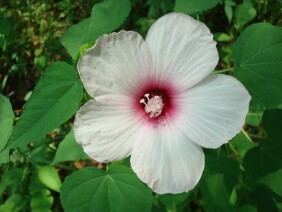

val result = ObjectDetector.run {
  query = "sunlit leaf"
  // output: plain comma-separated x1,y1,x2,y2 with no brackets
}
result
60,166,152,212
37,166,62,193
214,32,233,42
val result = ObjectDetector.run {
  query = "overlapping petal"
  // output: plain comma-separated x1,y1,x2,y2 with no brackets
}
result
145,13,218,90
78,30,153,98
131,123,204,194
74,95,142,162
175,74,251,148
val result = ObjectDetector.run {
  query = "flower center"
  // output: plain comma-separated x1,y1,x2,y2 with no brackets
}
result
140,93,164,118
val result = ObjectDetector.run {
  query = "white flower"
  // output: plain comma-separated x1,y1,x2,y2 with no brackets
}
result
74,13,251,194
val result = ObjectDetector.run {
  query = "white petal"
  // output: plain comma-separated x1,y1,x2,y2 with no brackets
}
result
145,13,218,90
131,123,204,194
176,74,251,148
74,96,142,162
78,30,153,98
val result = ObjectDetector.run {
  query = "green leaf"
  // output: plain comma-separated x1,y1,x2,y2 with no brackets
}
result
30,189,53,212
233,23,282,108
238,204,257,212
158,193,189,211
249,186,279,212
259,169,282,197
0,94,14,163
262,109,282,138
230,131,255,158
52,128,88,165
0,168,23,196
0,18,11,48
174,0,221,14
224,5,233,23
0,18,16,49
61,18,91,59
61,0,131,59
7,62,83,150
205,152,240,192
234,3,256,27
78,41,96,60
110,156,131,167
84,0,131,43
246,103,264,127
225,0,236,7
0,149,9,164
34,55,47,72
200,173,235,212
29,173,54,212
147,0,174,17
200,150,240,211
214,32,233,42
37,166,62,193
0,94,14,151
243,141,282,180
60,165,152,212
243,109,282,180
0,194,25,212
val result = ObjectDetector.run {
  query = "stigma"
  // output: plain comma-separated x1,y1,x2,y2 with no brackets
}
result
140,93,164,118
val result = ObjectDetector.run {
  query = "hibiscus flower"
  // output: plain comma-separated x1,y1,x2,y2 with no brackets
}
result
74,13,251,194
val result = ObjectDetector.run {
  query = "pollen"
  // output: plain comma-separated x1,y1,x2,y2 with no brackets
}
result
140,93,164,118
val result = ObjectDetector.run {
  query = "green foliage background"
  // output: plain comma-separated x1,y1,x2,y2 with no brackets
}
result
0,0,282,211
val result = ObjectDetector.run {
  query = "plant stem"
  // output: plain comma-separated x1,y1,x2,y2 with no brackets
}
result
213,67,234,74
242,129,252,142
229,142,238,155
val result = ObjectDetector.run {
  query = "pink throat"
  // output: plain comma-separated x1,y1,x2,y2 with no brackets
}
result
132,78,179,126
